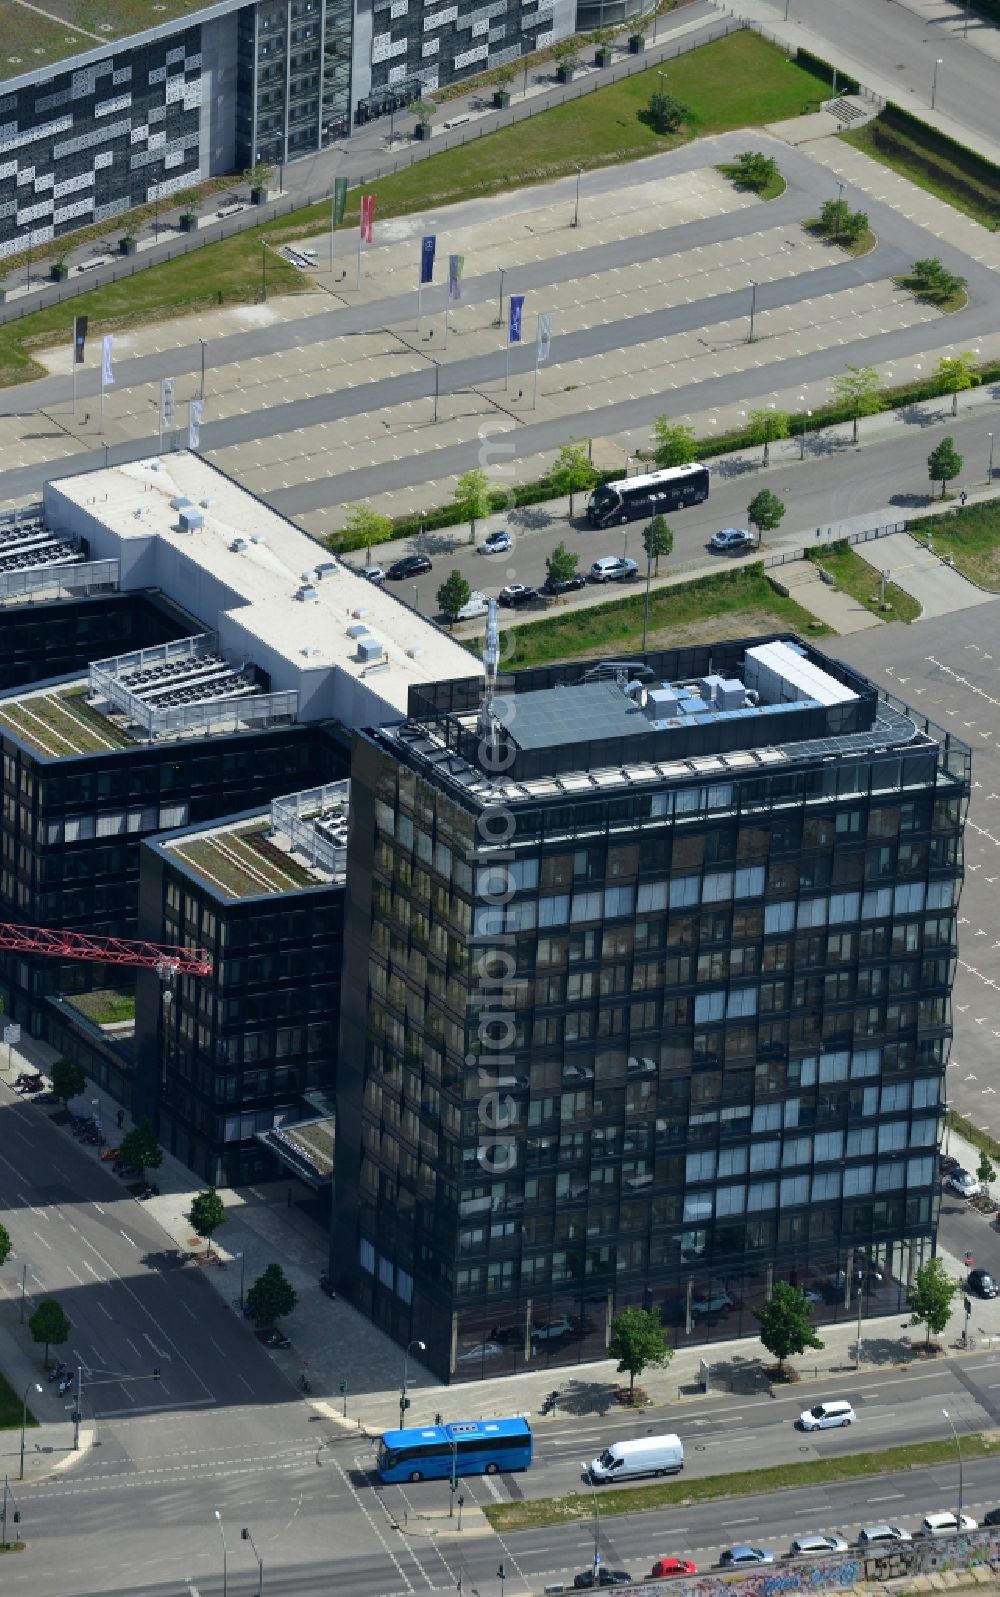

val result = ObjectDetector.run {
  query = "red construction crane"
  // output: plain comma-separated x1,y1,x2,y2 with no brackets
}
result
0,921,211,976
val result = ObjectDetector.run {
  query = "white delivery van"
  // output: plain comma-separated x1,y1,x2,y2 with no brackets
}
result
589,1434,683,1482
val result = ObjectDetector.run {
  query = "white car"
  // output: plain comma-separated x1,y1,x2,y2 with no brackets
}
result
589,556,639,582
799,1400,855,1431
948,1168,981,1198
857,1525,912,1546
480,530,512,555
455,1340,503,1363
531,1318,575,1342
362,565,385,583
710,527,754,553
690,1290,734,1320
920,1512,978,1535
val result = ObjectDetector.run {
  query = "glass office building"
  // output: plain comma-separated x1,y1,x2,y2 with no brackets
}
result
335,637,968,1381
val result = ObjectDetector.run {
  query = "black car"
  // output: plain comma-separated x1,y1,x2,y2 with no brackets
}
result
573,1570,633,1589
939,1152,960,1177
983,1508,1000,1526
969,1268,999,1299
385,555,432,580
498,583,538,608
543,572,586,596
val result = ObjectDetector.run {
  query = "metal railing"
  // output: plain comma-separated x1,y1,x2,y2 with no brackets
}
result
270,780,350,878
0,558,118,603
763,521,906,568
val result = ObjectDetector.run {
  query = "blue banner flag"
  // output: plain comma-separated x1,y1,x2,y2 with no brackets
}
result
508,293,524,345
420,234,436,285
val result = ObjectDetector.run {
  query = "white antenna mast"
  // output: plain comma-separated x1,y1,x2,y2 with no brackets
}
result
478,598,500,758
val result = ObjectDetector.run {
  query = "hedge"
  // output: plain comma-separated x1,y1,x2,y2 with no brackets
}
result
877,101,1000,225
794,47,858,97
326,357,1000,550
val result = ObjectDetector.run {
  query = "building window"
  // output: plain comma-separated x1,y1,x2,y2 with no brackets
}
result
360,1239,375,1273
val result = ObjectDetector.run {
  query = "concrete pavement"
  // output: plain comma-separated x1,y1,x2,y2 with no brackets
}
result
853,531,998,618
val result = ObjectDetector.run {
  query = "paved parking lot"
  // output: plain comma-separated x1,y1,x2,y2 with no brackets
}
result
835,607,1000,1138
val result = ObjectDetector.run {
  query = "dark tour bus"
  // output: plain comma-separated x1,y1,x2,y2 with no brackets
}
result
586,463,710,527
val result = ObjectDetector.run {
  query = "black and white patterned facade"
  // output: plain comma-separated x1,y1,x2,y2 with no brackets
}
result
353,0,576,104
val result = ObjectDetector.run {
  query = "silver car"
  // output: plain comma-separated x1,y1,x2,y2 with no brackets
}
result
789,1535,849,1557
857,1525,912,1546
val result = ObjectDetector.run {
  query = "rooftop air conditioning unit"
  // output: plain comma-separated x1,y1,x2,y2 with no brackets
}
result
406,646,424,659
179,508,203,532
357,637,383,663
346,623,369,639
296,584,319,602
200,498,214,509
250,533,266,545
230,537,249,553
170,496,194,512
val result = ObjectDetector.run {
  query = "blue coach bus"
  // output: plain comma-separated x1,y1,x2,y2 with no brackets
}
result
376,1416,533,1483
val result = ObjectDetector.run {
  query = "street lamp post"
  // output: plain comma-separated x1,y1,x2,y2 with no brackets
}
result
582,1461,600,1572
988,432,995,485
942,1408,964,1527
18,1383,41,1480
748,280,758,345
433,360,440,424
495,266,506,328
642,553,653,650
800,409,812,459
236,1251,246,1312
498,1562,507,1597
450,1434,458,1516
215,1509,229,1597
836,180,844,245
931,57,943,109
242,1525,263,1597
572,163,582,229
199,338,208,403
19,1260,30,1324
400,1338,426,1430
260,240,268,303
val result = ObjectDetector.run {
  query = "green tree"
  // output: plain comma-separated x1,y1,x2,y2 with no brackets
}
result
407,99,435,129
608,1305,671,1404
935,352,980,417
646,90,688,134
551,40,581,70
436,569,473,621
910,257,966,303
908,1256,958,1349
453,468,493,545
0,1221,10,1269
828,365,883,445
50,1057,86,1110
29,1297,71,1367
247,1263,297,1327
732,150,778,193
342,503,393,561
119,1116,163,1181
550,440,598,516
187,1188,228,1258
978,1148,997,1188
928,437,963,498
491,63,516,89
642,514,674,574
755,1281,824,1375
651,415,697,469
819,198,868,244
748,408,790,467
747,488,785,533
546,541,580,586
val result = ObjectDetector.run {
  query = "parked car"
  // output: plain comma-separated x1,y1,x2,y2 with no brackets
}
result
385,554,432,580
788,1536,849,1557
857,1526,912,1546
361,565,385,583
498,583,537,607
650,1558,698,1578
543,571,586,595
920,1512,978,1535
480,530,512,555
719,1547,773,1568
982,1508,1000,1526
448,591,489,622
256,1327,291,1350
710,527,754,553
690,1290,735,1320
590,556,639,583
948,1167,981,1198
455,1340,503,1363
969,1268,998,1299
531,1318,575,1342
799,1400,856,1431
573,1571,633,1589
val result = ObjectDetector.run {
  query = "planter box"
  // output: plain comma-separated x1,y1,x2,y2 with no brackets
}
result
118,238,137,256
628,33,644,52
250,184,269,205
179,214,198,233
594,47,612,66
556,64,574,83
50,264,69,281
492,88,511,108
413,122,432,140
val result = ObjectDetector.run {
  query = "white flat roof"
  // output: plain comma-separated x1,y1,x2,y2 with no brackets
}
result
45,454,481,722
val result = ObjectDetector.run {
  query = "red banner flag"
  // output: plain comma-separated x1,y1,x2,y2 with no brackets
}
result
360,193,376,243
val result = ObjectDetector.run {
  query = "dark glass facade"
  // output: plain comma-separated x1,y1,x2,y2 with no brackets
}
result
0,700,345,1029
0,592,193,694
237,0,352,168
135,821,344,1184
335,642,969,1382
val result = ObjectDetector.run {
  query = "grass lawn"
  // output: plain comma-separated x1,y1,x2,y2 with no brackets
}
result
894,273,967,314
843,117,1000,233
806,540,921,622
485,1432,1000,1532
716,163,786,202
0,1367,37,1431
0,235,306,388
495,567,830,669
947,1107,1000,1165
0,33,830,386
802,219,876,258
66,989,136,1026
910,501,1000,589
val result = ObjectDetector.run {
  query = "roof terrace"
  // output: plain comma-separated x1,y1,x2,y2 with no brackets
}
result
165,781,349,901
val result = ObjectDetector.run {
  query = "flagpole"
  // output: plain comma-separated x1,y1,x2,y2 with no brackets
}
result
533,340,540,410
330,193,336,278
417,281,422,334
71,329,76,418
444,301,450,350
505,329,510,391
100,371,105,434
357,222,362,291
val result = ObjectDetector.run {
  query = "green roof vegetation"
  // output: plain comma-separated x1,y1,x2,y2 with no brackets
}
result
0,0,212,78
64,988,136,1026
0,686,130,758
171,824,321,900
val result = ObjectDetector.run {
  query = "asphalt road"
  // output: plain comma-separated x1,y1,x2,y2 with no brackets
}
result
748,0,1000,150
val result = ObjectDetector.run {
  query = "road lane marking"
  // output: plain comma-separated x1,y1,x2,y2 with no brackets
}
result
119,1229,136,1246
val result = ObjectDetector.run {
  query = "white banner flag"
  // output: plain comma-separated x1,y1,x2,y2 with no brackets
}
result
101,334,114,389
188,398,203,450
537,313,552,365
160,377,175,431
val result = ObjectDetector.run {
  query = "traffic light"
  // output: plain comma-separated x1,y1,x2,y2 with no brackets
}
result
339,1381,347,1394
401,1396,410,1412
